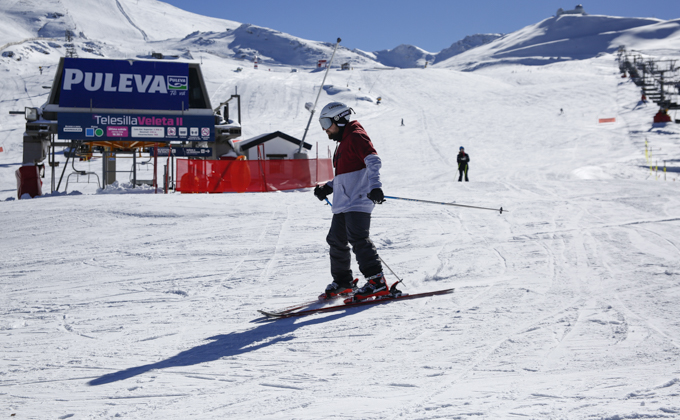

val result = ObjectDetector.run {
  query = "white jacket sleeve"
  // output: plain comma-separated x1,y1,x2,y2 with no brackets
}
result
364,154,382,191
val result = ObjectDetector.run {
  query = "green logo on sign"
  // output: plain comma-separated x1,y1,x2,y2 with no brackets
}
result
167,76,188,91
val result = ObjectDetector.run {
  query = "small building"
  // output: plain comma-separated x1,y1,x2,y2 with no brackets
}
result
317,59,327,68
236,131,312,160
557,4,586,16
341,62,350,71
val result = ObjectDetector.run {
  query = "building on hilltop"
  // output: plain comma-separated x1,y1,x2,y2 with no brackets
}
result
557,4,586,16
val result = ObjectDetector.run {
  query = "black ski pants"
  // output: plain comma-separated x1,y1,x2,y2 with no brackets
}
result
458,164,469,182
326,212,382,286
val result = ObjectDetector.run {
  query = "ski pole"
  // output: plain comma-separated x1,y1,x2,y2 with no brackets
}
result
384,195,507,214
378,257,405,286
299,37,342,153
323,197,405,286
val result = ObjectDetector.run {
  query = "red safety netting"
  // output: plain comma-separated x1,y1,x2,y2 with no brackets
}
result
176,158,334,193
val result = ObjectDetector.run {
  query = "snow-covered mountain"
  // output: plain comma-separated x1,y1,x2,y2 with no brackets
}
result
0,0,501,69
438,14,680,70
166,23,381,68
372,44,437,69
368,35,505,69
0,0,384,67
0,0,241,45
5,0,677,71
436,33,504,63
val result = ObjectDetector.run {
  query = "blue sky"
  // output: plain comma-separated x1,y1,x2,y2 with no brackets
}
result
163,0,679,52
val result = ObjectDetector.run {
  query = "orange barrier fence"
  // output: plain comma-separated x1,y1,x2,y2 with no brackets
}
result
176,158,334,193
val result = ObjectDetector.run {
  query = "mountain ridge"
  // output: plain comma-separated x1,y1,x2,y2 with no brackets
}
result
1,0,679,70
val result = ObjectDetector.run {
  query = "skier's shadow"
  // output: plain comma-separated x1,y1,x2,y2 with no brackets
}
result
88,308,367,386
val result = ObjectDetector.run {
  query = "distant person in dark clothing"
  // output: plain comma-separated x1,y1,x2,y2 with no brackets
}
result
457,146,470,182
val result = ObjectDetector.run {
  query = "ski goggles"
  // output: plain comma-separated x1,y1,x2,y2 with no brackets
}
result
320,117,334,130
319,108,353,130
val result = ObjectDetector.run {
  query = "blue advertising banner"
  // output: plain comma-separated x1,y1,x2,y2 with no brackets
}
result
59,113,214,142
59,58,189,111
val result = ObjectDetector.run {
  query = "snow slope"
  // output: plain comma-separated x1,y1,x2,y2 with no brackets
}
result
0,0,240,45
438,14,678,70
2,2,680,419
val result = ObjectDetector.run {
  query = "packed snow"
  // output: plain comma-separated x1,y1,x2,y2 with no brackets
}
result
1,1,680,419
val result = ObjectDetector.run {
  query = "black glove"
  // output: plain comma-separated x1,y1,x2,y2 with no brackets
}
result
367,188,385,204
314,184,333,201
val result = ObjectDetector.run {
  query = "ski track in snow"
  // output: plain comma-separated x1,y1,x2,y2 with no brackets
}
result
115,0,148,41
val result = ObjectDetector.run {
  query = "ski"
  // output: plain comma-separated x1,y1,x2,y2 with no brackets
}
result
258,279,359,318
258,288,454,319
257,295,342,318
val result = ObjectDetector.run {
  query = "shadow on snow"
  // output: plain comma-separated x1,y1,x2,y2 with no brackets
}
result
88,308,366,386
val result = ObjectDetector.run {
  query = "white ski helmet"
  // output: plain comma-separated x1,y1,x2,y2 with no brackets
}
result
319,102,353,130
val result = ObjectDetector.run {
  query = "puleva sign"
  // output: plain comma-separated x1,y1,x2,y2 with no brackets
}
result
59,58,189,111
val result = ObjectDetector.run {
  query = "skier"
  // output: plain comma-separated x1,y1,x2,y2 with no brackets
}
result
313,102,388,301
457,146,470,182
654,108,671,123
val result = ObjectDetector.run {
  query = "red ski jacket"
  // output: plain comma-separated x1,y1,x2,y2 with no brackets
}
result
327,121,382,214
333,121,377,175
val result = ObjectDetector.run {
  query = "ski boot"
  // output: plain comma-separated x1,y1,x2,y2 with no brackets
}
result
320,278,358,300
346,273,390,303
